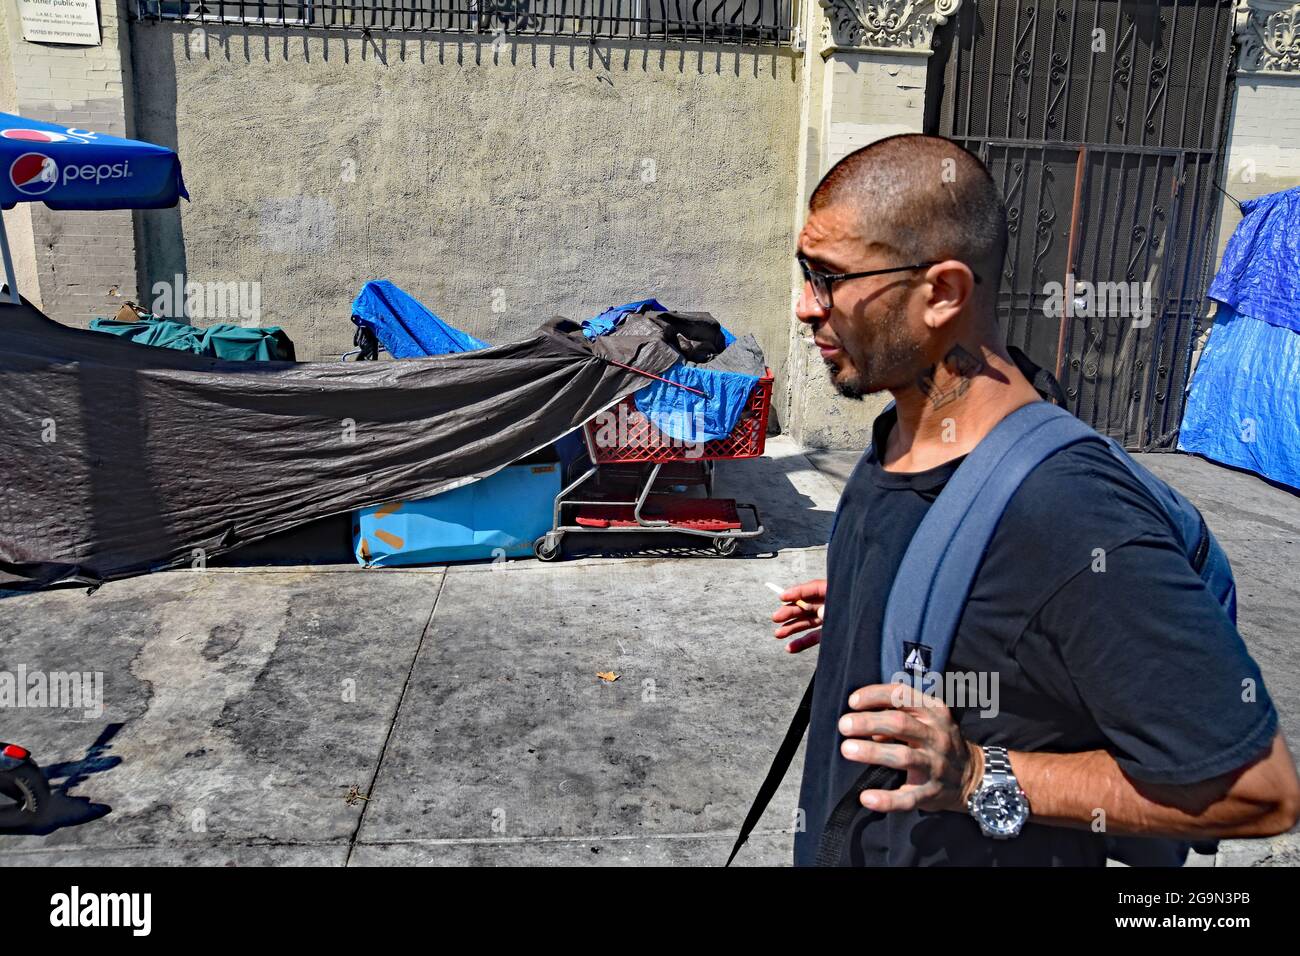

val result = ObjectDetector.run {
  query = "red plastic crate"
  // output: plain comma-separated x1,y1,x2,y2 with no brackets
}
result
585,369,773,464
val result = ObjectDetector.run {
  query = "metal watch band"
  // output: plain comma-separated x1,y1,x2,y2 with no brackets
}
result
982,745,1013,785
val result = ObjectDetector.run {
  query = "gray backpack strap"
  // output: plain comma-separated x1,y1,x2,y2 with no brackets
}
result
879,401,1093,685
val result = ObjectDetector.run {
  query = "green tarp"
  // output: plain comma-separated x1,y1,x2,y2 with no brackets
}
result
88,317,296,362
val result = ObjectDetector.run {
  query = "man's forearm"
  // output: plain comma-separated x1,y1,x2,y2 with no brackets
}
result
1001,732,1299,839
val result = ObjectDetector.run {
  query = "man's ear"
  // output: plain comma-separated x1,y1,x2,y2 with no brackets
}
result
921,261,977,331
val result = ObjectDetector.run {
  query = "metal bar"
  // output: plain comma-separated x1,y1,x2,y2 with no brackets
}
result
983,0,999,140
1018,3,1047,348
633,463,672,527
1145,1,1212,444
1118,0,1182,440
1023,0,1041,142
1133,151,1185,447
998,141,1029,351
1002,1,1023,139
1012,143,1033,352
1159,0,1237,445
1056,144,1086,383
0,211,19,305
1080,0,1104,142
128,0,794,43
990,139,1018,312
1102,0,1126,145
1151,0,1179,147
954,0,968,138
969,136,1200,157
1040,0,1060,144
1059,0,1080,142
1061,143,1097,418
1098,142,1138,433
552,461,599,533
1188,0,1209,150
597,356,709,396
1117,148,1156,443
1159,0,1227,444
1117,6,1138,149
1026,144,1059,359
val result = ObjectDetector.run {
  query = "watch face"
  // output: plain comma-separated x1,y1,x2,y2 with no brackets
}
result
972,783,1028,836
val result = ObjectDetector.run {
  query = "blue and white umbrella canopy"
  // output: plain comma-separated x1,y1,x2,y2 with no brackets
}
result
0,112,188,302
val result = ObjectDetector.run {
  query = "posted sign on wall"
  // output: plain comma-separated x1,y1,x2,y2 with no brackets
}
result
18,0,102,46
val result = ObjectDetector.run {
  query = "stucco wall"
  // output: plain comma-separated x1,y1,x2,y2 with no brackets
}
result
129,24,804,405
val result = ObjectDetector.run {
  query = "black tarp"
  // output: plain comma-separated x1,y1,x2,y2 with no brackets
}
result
0,301,715,590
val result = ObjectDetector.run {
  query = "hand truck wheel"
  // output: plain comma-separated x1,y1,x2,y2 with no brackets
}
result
533,534,562,562
712,536,738,556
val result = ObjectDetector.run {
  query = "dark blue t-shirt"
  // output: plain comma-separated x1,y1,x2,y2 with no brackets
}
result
794,406,1279,866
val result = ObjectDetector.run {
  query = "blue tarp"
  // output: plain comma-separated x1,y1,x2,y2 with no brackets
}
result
1178,186,1300,489
633,361,758,443
585,299,752,442
1206,187,1300,333
351,280,488,358
582,298,667,339
583,297,737,347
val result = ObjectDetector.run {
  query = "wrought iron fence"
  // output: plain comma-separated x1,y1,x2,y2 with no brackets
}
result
134,0,796,45
927,0,1237,450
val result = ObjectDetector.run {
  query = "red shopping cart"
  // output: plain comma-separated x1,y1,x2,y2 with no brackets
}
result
532,370,772,560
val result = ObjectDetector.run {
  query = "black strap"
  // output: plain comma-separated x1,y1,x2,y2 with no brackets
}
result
813,764,906,866
726,674,816,866
727,673,907,866
1192,512,1211,573
1008,345,1068,407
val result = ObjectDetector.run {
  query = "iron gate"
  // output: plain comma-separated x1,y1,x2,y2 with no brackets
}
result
926,0,1237,449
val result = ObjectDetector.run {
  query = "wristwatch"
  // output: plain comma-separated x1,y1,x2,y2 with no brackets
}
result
967,745,1031,839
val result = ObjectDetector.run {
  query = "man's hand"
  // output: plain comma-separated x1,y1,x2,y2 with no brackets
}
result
771,579,826,654
838,683,982,813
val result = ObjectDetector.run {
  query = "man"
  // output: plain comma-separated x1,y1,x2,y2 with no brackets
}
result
773,134,1300,866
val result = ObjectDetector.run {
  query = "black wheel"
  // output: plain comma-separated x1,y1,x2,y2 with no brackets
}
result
712,536,738,556
0,764,51,829
533,535,562,562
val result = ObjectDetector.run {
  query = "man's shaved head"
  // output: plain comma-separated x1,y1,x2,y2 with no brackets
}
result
810,134,1007,283
796,134,1010,399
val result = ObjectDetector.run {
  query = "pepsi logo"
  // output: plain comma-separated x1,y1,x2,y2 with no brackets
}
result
9,152,58,196
1,128,70,144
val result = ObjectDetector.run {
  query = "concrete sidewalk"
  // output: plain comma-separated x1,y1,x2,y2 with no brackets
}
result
1,439,1296,866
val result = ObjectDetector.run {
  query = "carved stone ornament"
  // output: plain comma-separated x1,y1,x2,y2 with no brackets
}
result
818,0,962,56
1236,0,1300,74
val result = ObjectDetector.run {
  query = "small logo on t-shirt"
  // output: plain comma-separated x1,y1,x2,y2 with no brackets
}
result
902,642,932,675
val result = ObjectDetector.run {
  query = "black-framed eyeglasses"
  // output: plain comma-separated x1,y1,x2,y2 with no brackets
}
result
797,254,981,310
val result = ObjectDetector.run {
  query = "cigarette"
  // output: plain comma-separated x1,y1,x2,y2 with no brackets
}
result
766,581,815,612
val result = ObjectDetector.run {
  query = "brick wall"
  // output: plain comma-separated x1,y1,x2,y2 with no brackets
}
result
821,52,926,169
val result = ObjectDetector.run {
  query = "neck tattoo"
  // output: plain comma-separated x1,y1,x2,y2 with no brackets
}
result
916,344,984,410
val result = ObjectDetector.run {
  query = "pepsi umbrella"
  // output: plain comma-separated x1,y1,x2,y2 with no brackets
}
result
0,112,188,304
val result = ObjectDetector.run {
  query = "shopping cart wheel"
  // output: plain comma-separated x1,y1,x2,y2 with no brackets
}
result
712,537,738,556
533,534,563,562
0,760,51,829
